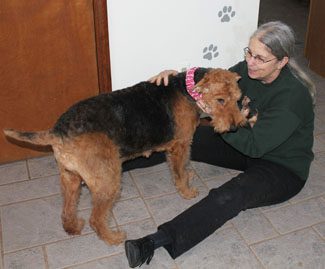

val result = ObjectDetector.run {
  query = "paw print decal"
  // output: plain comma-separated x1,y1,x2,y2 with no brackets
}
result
218,6,236,22
203,44,219,61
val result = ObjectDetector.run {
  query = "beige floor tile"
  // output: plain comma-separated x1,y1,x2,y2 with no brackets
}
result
132,168,204,199
120,172,140,200
78,186,92,210
314,116,325,135
264,197,325,234
313,134,325,153
46,233,122,269
70,250,177,269
1,196,67,252
0,161,28,185
313,222,325,239
4,247,45,269
121,219,157,240
314,151,325,166
0,224,3,269
113,197,150,225
176,227,262,269
27,155,59,179
132,169,177,198
232,209,278,245
77,208,117,234
190,161,230,180
146,187,208,225
251,228,325,269
0,175,60,206
129,162,169,176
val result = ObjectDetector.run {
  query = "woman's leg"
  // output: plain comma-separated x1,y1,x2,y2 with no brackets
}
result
190,126,249,170
158,160,305,258
122,125,249,172
122,152,166,172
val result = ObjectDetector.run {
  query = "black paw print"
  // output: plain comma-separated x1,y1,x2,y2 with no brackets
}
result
203,44,219,61
218,6,236,22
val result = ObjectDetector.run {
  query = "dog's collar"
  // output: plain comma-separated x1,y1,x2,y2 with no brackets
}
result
185,67,211,114
185,67,201,101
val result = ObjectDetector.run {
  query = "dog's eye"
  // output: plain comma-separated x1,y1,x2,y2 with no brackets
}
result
217,98,225,105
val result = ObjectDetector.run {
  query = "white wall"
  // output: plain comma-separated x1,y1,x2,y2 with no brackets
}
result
107,0,260,90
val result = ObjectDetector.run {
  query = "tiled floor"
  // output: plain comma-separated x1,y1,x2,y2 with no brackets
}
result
1,1,325,268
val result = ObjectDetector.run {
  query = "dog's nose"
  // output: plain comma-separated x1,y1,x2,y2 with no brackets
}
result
229,125,238,132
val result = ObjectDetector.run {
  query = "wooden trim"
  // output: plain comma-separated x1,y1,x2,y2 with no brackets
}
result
93,0,112,93
304,0,313,58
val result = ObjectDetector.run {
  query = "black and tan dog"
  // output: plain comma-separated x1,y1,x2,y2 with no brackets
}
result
4,68,246,245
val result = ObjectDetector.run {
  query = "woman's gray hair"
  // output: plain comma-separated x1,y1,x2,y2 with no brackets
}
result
252,21,316,105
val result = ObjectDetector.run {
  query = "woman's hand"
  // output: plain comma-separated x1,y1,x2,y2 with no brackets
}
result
148,70,178,86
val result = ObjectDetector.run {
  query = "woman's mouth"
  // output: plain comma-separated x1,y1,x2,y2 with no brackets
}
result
248,68,259,77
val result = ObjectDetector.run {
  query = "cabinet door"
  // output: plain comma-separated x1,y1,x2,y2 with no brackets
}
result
305,0,325,77
0,0,99,163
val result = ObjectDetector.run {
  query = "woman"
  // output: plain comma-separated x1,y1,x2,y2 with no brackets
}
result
123,21,316,268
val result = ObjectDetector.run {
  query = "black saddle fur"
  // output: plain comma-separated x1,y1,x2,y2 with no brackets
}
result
52,68,209,156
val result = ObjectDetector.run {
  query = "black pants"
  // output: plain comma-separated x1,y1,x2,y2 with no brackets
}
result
123,126,306,259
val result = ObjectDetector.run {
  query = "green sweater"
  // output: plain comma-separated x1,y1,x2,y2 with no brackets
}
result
222,61,314,180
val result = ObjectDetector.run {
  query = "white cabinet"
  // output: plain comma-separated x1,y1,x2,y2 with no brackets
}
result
107,0,260,90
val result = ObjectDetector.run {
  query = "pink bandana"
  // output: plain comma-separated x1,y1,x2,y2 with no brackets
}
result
185,67,202,101
185,67,211,114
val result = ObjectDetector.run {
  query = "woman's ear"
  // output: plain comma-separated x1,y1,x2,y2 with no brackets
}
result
278,56,289,69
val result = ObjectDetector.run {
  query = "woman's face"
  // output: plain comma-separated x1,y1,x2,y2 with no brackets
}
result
246,37,287,84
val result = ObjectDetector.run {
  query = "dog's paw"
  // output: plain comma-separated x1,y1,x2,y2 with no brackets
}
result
218,6,236,22
179,187,199,199
104,230,126,245
63,218,85,235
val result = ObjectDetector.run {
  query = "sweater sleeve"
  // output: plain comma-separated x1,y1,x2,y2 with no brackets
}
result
222,106,301,158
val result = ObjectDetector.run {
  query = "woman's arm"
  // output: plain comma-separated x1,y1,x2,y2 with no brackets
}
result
148,70,179,86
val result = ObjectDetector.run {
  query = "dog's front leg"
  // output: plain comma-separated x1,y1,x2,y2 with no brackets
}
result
166,141,198,199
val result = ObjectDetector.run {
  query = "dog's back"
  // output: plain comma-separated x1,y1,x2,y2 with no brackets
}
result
52,71,206,156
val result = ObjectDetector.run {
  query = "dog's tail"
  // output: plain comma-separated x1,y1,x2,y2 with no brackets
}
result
3,129,58,146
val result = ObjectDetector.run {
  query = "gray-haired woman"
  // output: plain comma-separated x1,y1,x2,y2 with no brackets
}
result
123,21,316,268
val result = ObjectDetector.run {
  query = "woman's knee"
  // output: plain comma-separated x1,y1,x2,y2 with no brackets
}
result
207,178,245,206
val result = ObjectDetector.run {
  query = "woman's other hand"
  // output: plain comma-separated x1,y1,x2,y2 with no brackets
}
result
148,70,178,86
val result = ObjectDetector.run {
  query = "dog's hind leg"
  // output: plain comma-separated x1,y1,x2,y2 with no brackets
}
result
71,134,126,245
166,141,198,199
58,164,85,235
86,159,126,245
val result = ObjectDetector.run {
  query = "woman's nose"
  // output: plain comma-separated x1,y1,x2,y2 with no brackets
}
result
246,57,256,66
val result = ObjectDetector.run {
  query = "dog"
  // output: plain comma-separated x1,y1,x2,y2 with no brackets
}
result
4,68,246,245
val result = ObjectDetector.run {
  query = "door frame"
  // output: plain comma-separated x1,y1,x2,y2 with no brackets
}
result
93,0,112,93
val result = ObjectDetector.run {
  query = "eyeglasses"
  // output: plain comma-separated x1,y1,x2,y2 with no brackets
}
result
244,47,277,65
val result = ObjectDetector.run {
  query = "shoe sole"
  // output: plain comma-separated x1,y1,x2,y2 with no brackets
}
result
125,241,141,268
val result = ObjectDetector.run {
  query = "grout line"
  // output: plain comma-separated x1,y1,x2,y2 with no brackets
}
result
249,244,267,269
0,173,60,188
0,209,4,269
42,245,50,269
0,193,61,208
311,224,325,241
3,230,98,256
25,159,31,180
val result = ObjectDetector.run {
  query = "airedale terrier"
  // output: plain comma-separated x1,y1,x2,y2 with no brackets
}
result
4,68,246,245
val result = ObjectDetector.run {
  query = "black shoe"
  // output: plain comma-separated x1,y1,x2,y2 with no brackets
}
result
125,237,155,268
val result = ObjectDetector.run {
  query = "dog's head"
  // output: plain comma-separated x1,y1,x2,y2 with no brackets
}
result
194,68,247,133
